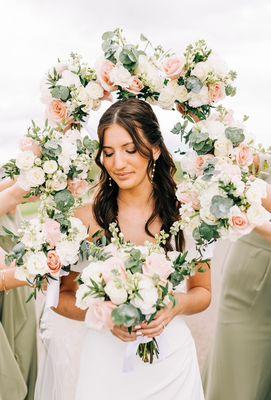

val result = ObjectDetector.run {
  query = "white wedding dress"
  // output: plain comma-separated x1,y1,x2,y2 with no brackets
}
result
76,237,211,400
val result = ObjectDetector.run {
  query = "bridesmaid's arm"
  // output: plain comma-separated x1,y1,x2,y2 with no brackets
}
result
262,184,271,212
0,181,29,216
53,272,86,321
0,267,28,291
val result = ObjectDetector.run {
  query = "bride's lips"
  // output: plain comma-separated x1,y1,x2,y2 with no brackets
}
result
114,172,133,180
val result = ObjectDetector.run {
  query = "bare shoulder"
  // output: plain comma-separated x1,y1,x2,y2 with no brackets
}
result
74,201,100,237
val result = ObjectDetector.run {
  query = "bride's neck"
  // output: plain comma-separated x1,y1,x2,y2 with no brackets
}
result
118,181,154,210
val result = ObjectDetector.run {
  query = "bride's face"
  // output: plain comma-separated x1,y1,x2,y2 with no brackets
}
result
102,123,151,190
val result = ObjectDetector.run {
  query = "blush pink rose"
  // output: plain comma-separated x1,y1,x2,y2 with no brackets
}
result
102,90,113,102
208,82,226,103
67,179,90,197
47,251,62,276
85,301,116,330
177,182,200,210
47,100,69,124
235,144,254,167
43,219,62,247
163,56,185,79
20,137,42,157
127,76,144,95
143,253,174,280
195,154,215,176
102,256,127,284
230,213,252,235
96,60,117,92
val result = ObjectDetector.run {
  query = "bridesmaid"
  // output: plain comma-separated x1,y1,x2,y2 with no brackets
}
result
203,155,271,400
0,179,37,400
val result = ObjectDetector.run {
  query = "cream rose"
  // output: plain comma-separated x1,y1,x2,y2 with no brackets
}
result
16,151,36,170
43,160,58,174
85,82,104,100
162,56,185,79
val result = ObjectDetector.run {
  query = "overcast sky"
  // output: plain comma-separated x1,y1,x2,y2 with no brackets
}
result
1,0,271,163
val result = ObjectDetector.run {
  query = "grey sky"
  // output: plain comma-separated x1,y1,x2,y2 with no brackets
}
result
1,0,271,162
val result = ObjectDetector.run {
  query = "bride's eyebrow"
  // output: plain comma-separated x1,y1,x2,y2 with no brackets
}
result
102,142,135,149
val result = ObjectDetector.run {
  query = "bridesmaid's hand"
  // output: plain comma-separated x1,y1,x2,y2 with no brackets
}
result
111,325,137,342
137,303,176,339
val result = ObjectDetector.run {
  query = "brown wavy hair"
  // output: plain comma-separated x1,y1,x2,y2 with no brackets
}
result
93,98,184,251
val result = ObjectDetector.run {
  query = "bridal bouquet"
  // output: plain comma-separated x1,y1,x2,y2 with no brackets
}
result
76,223,202,364
4,215,89,300
40,52,107,128
3,121,98,199
171,158,270,249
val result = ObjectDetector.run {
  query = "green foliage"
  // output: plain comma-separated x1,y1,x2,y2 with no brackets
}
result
54,189,75,213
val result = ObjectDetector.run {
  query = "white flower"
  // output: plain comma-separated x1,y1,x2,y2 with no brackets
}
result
81,261,107,285
183,214,201,236
136,55,163,92
43,160,58,174
55,240,80,266
131,274,158,315
198,120,225,140
23,251,49,276
85,82,104,99
69,217,88,242
104,280,127,305
206,54,228,78
21,219,45,249
75,284,93,310
200,207,218,225
108,63,132,88
158,81,188,110
51,171,67,191
57,70,81,88
16,151,35,170
247,205,270,226
180,150,198,177
188,86,209,107
246,178,267,205
26,167,46,187
191,61,210,81
214,137,233,157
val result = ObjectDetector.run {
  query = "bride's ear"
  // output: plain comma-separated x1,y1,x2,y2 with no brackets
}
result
152,147,161,161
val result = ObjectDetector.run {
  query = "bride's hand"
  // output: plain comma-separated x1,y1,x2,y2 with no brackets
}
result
111,325,137,342
137,303,176,339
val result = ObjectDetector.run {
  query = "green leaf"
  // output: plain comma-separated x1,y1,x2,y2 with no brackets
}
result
140,33,148,42
54,189,75,212
51,85,70,101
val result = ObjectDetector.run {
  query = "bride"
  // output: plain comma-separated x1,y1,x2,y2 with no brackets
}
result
54,98,211,399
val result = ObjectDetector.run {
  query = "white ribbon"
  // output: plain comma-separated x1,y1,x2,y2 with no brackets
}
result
45,270,69,308
122,333,168,373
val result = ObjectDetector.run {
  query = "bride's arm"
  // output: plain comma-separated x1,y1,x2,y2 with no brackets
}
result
139,263,211,338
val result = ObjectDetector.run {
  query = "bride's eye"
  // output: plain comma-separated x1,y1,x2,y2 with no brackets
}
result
126,148,137,154
103,152,113,158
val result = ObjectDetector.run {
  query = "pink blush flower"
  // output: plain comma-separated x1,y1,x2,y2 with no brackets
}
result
85,301,116,331
96,60,117,92
127,76,144,95
43,219,62,247
235,144,254,167
67,179,90,197
143,253,174,280
20,137,42,157
230,213,252,234
102,256,127,284
163,56,185,79
47,250,62,276
208,82,226,103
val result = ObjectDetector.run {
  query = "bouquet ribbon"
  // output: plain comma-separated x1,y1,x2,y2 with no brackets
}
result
122,333,168,373
45,270,69,308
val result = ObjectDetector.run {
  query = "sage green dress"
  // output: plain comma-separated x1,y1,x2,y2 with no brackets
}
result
0,212,37,400
203,166,271,400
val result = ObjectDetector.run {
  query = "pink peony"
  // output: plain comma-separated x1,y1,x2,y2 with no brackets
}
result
143,253,174,280
46,100,70,124
85,301,116,330
67,179,90,197
102,256,127,284
208,82,226,103
47,250,62,276
235,144,254,167
163,56,185,79
96,60,117,92
127,76,144,95
20,137,42,157
43,219,62,247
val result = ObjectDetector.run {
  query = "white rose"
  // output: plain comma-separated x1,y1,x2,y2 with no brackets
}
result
104,280,127,305
183,214,201,236
16,151,35,170
51,171,67,191
43,160,58,174
69,217,88,242
180,150,198,177
55,240,80,266
57,70,81,88
81,261,106,285
26,167,45,187
21,220,45,250
214,137,233,157
131,275,158,315
198,120,225,140
24,251,49,276
206,54,228,78
158,87,175,109
75,284,93,310
246,178,267,205
188,86,209,107
109,63,131,88
191,61,210,81
85,82,104,99
247,205,271,226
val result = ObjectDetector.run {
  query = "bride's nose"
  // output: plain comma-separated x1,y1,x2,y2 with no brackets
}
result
113,152,127,170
